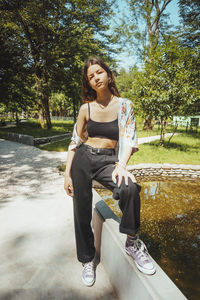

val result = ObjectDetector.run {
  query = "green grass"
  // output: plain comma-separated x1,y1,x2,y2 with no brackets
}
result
129,132,200,165
0,119,74,139
38,137,71,152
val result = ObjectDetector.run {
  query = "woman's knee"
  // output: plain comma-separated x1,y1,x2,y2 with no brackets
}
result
113,180,141,200
121,180,140,196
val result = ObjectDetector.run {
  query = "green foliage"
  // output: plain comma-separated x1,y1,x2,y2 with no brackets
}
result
116,37,200,144
116,66,136,95
0,0,116,127
49,93,73,117
178,0,200,47
0,19,35,113
135,39,200,119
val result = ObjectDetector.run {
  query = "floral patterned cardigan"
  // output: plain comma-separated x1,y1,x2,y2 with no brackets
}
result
68,97,139,160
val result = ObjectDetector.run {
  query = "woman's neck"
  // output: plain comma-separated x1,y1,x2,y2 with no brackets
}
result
96,90,113,105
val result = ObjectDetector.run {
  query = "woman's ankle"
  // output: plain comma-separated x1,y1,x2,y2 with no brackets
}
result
127,235,138,240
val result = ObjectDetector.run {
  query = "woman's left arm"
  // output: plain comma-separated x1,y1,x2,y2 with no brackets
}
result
112,145,136,187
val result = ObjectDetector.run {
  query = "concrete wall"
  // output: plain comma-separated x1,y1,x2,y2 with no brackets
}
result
92,189,187,300
7,133,34,146
34,133,71,145
7,132,71,146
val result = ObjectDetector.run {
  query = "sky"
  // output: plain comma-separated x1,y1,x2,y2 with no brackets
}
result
113,0,180,70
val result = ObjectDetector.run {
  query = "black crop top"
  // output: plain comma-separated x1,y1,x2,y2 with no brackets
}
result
87,103,119,141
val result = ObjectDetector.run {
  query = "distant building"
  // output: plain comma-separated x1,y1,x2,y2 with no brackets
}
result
173,115,200,127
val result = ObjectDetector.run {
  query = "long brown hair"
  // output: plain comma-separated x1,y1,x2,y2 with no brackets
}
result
81,57,120,102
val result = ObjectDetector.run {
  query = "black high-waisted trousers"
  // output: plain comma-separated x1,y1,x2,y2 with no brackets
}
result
71,143,141,263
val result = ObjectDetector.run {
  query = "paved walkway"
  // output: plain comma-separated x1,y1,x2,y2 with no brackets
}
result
138,132,179,144
0,139,118,300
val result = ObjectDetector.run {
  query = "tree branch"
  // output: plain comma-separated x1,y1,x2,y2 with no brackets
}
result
15,10,40,64
151,0,172,30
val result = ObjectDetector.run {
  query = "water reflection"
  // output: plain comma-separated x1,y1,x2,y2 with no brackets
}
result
96,179,200,300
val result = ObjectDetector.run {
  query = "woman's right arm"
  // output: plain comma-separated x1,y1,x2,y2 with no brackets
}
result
64,147,76,197
64,104,88,197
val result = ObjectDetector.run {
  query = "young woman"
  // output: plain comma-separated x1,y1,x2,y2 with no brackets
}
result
64,57,156,287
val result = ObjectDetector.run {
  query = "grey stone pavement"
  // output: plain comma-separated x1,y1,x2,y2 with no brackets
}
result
0,139,118,300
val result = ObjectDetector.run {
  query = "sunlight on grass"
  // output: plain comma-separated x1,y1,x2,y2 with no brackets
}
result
38,138,70,151
129,133,200,165
0,119,73,138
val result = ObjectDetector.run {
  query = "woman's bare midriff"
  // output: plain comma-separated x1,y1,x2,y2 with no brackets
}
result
84,137,118,149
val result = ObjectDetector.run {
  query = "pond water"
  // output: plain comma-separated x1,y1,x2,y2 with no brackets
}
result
96,179,200,300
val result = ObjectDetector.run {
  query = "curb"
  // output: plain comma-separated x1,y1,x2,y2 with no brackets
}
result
7,132,71,146
92,190,187,300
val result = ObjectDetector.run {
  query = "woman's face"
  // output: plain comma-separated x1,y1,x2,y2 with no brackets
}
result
87,64,109,92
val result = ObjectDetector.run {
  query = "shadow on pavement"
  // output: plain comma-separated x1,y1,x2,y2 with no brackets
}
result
0,139,67,203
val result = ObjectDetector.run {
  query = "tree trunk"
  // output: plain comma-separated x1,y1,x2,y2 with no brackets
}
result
60,105,63,117
38,104,45,128
73,99,77,123
43,94,52,129
159,117,166,146
36,75,45,128
35,66,52,129
42,65,52,129
143,116,154,130
15,112,20,125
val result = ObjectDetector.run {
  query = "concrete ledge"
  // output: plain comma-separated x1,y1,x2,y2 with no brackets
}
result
92,190,187,300
7,132,71,146
7,132,34,146
34,133,71,145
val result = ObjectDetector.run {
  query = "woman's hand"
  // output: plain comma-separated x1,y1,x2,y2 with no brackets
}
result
112,164,136,187
64,175,74,197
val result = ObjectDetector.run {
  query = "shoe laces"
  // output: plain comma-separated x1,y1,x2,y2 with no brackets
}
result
83,261,95,277
131,239,149,261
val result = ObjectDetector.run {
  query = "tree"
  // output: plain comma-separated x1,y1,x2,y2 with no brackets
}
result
178,0,200,48
0,21,35,120
0,0,115,128
115,0,173,129
49,92,72,117
131,39,200,144
176,0,200,115
116,0,172,60
115,66,142,117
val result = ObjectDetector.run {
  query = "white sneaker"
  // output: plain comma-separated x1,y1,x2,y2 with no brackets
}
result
82,261,96,287
125,238,156,275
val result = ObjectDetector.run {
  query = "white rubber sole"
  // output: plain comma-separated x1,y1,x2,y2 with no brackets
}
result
82,276,96,287
126,250,156,275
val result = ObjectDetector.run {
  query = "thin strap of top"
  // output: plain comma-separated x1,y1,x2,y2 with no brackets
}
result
88,103,90,119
